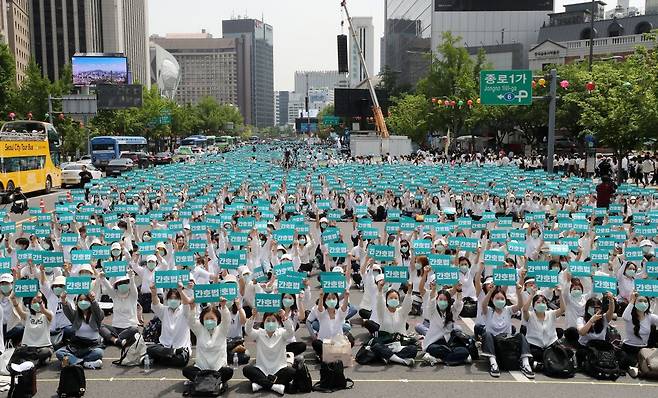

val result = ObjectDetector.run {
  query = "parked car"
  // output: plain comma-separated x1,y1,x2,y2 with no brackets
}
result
153,152,172,165
105,158,134,176
61,163,102,187
120,152,152,168
77,155,93,165
173,146,193,162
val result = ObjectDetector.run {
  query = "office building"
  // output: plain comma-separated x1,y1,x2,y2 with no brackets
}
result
349,17,374,87
149,42,180,99
275,90,290,126
288,92,305,127
648,0,658,15
30,0,104,82
3,0,30,85
431,0,555,69
100,0,150,87
152,32,242,107
383,0,432,88
294,71,341,93
223,18,274,127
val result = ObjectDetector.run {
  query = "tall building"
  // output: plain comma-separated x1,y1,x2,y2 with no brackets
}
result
275,90,291,126
30,0,104,82
383,0,432,88
349,17,374,87
0,0,7,44
149,42,180,99
294,71,341,93
223,18,274,128
151,32,242,107
432,0,555,69
100,0,150,86
648,0,658,15
4,0,30,85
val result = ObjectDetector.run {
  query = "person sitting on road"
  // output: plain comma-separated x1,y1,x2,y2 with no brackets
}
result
9,291,54,367
55,291,105,369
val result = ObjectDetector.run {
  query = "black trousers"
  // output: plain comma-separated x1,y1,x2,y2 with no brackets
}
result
242,364,296,390
182,365,233,383
146,344,189,367
286,342,307,356
99,325,139,346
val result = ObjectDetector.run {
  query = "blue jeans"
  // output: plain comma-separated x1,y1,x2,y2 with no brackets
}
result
415,319,430,336
55,346,104,365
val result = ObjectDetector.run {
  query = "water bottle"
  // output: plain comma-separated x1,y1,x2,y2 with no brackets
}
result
232,353,239,369
144,355,151,373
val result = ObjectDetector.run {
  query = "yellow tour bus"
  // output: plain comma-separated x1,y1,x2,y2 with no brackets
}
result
0,120,62,196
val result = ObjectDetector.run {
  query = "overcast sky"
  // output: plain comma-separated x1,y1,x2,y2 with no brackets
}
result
148,0,645,92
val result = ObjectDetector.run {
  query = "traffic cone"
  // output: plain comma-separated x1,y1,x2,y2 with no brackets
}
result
39,199,45,213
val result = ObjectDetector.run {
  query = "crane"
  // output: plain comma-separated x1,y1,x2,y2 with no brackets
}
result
340,0,389,138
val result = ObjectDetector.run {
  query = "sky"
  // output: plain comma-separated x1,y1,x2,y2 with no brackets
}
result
148,0,646,92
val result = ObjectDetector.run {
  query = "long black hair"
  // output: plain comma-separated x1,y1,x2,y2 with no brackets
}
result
583,297,605,335
632,298,650,339
436,289,454,327
199,305,221,325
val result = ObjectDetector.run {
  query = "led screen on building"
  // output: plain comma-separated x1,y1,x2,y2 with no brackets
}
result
435,0,553,12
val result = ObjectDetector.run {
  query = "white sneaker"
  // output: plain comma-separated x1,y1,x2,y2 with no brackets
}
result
271,384,285,396
252,383,262,392
82,359,103,369
464,355,472,364
628,366,639,378
422,353,438,366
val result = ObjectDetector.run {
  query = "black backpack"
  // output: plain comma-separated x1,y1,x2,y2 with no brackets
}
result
459,298,478,318
542,344,576,378
312,361,354,393
189,370,224,397
494,334,521,371
584,340,621,380
287,359,313,394
57,365,86,397
143,317,162,343
8,367,36,398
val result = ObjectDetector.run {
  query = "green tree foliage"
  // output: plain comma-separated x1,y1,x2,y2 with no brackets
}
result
196,96,243,133
0,38,16,116
387,93,431,143
12,61,52,119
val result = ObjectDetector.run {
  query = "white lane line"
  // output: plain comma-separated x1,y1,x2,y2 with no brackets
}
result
509,371,531,383
462,317,475,334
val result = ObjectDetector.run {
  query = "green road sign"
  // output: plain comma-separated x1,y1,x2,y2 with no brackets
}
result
480,70,532,106
322,116,341,126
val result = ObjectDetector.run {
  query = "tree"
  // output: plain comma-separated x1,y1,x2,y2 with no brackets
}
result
377,65,411,98
196,97,243,133
0,37,16,116
12,61,52,119
387,93,431,144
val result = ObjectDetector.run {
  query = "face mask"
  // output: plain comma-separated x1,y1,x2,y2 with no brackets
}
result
299,239,306,246
626,269,636,278
436,245,445,253
117,284,130,294
559,262,567,269
53,287,65,296
571,290,583,301
62,224,70,232
587,307,596,316
264,321,278,332
0,285,12,295
531,232,540,239
147,262,157,270
167,299,180,309
493,299,506,309
204,319,218,330
325,299,338,309
387,298,400,308
400,246,409,254
143,235,152,242
459,265,469,274
77,300,91,311
111,249,121,257
526,287,536,296
636,301,650,312
282,298,295,308
534,303,547,313
320,223,328,229
30,303,41,312
414,263,422,271
437,300,449,311
44,268,54,275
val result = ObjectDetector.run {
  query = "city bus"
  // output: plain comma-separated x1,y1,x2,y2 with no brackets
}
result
0,120,62,196
205,135,216,146
90,136,147,168
217,135,237,151
180,135,208,149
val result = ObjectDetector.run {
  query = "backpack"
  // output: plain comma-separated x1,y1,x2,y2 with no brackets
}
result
542,344,576,378
57,365,86,397
112,333,147,367
190,370,224,397
584,340,621,381
287,358,313,394
355,342,377,365
494,334,521,371
143,317,162,343
459,298,477,318
312,361,354,393
8,367,36,398
638,348,658,379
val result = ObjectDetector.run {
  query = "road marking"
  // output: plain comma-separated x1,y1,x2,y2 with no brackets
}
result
509,371,530,383
30,377,658,387
462,317,475,333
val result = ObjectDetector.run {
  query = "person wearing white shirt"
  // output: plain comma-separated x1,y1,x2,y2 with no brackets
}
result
522,291,566,366
182,299,234,388
310,290,352,360
145,284,191,367
131,253,166,313
10,291,53,366
561,276,589,346
421,285,469,366
576,293,615,363
619,293,658,375
97,273,139,348
243,309,296,395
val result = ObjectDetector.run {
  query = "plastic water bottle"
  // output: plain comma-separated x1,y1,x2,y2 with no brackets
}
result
232,353,239,369
144,355,151,373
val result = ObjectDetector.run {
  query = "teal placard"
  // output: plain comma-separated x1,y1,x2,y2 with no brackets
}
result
155,270,186,289
428,254,452,267
174,251,195,268
216,282,238,301
273,229,295,246
624,247,644,261
490,229,509,243
507,240,526,256
322,228,340,243
42,252,64,268
646,262,658,278
217,251,242,270
326,242,348,258
497,217,513,228
383,266,408,283
569,261,592,277
635,280,658,298
66,276,92,294
70,250,92,265
449,237,478,252
103,229,123,241
509,229,527,241
483,250,505,267
229,232,249,247
194,284,221,304
138,242,156,253
527,261,549,276
274,261,295,277
549,244,569,256
433,266,459,286
543,230,560,242
368,245,395,261
91,245,110,260
493,268,517,286
412,239,432,255
534,270,559,287
14,279,39,297
593,275,617,293
255,293,281,313
278,275,303,294
189,239,207,251
320,272,347,294
104,260,128,277
361,227,379,240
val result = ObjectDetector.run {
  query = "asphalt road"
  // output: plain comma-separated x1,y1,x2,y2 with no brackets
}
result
2,188,69,224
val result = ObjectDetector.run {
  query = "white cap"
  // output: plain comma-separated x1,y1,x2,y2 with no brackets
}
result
331,266,343,273
640,239,653,247
371,264,382,272
111,242,121,251
276,245,286,252
90,238,102,247
374,273,385,283
281,254,293,262
53,276,66,286
78,264,93,274
239,266,251,276
146,254,157,263
223,274,237,284
114,276,130,286
319,217,328,224
0,274,13,283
